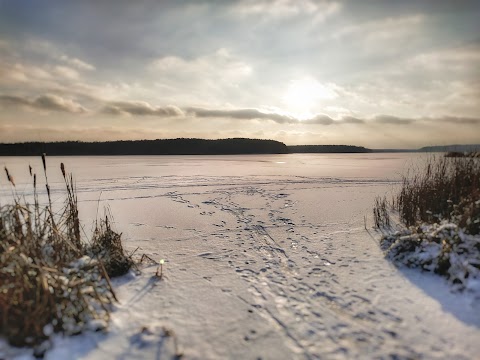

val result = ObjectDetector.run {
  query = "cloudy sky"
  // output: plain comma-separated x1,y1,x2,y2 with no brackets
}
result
0,0,479,148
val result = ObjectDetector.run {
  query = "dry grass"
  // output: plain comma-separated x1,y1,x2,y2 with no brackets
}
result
373,196,391,229
0,155,131,351
374,155,480,233
374,155,480,288
396,155,480,233
91,215,133,278
445,151,480,158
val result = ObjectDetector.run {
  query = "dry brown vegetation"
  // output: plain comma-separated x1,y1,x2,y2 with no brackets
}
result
373,155,480,233
374,155,480,288
445,151,480,158
396,155,480,233
0,155,132,351
373,196,391,229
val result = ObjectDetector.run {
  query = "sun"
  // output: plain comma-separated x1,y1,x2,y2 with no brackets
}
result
283,78,337,119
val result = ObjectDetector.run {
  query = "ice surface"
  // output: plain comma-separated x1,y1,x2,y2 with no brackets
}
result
1,154,479,359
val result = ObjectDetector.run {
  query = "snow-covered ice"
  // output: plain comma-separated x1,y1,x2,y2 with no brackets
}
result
1,154,479,359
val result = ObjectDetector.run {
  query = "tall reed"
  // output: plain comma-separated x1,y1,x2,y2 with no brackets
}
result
374,154,480,287
0,156,131,350
396,155,480,233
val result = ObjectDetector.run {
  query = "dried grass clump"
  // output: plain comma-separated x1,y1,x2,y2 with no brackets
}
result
374,155,480,289
373,196,391,229
445,151,480,158
396,155,480,230
91,215,133,278
0,156,131,351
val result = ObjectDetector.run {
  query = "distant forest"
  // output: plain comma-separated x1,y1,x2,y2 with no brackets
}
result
288,145,371,153
418,144,480,153
0,139,376,156
2,139,473,156
0,138,288,156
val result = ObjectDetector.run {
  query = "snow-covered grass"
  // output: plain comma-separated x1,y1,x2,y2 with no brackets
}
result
0,157,132,355
381,223,480,291
376,154,480,291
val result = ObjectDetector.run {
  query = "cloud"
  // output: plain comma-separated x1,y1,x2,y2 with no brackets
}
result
408,46,480,73
302,114,366,125
33,94,86,113
150,48,252,84
0,62,52,84
334,14,425,40
428,116,480,125
148,48,255,105
59,55,96,71
234,0,341,20
0,60,84,86
341,116,365,124
101,101,184,117
0,94,87,113
3,93,476,130
370,115,480,125
186,107,295,124
188,107,363,125
332,14,426,57
54,65,80,80
373,115,415,125
303,114,335,125
0,95,30,107
18,38,95,71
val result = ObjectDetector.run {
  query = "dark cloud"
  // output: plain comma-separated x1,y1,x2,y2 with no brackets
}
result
0,95,30,106
371,115,480,125
342,116,365,124
0,94,86,113
33,94,85,113
373,115,415,125
434,116,480,125
303,114,335,125
186,107,296,124
188,107,455,127
101,101,184,117
188,107,370,125
303,114,367,125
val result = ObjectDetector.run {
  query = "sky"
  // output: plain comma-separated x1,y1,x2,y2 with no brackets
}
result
0,0,479,148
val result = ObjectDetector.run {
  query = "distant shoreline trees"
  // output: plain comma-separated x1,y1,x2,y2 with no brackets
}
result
288,145,371,153
3,138,475,156
0,138,288,156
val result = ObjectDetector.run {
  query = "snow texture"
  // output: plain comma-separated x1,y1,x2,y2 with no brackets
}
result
0,154,479,359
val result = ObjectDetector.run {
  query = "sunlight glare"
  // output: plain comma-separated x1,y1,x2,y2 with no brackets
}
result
283,78,337,119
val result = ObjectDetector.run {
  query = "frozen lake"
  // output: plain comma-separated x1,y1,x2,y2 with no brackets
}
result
1,153,420,183
1,153,479,359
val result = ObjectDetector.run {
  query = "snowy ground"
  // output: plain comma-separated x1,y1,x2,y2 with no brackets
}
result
1,154,479,359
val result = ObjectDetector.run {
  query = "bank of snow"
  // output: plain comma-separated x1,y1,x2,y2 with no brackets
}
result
381,222,480,293
377,154,480,295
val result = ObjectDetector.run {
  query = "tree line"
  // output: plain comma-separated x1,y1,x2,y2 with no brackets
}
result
0,139,382,156
0,138,289,156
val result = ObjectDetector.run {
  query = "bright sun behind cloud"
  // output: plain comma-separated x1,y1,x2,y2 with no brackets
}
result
283,78,337,119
